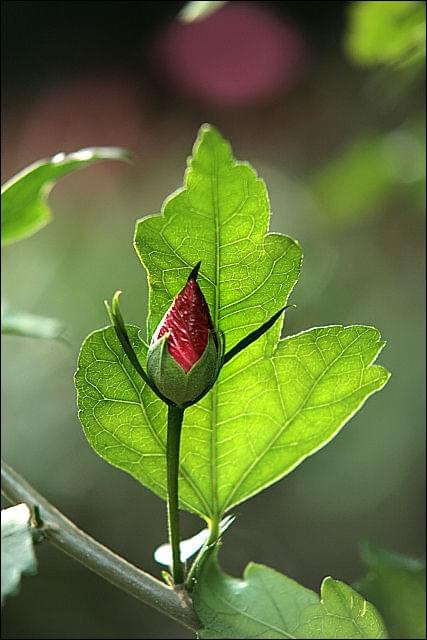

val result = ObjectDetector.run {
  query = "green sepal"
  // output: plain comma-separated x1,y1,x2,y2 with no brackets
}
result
189,329,224,406
147,332,219,407
223,304,295,365
104,291,171,404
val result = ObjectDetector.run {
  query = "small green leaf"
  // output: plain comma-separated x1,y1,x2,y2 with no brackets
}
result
355,543,426,639
1,504,38,604
1,304,65,341
193,557,388,638
76,125,389,521
1,147,131,246
179,1,227,23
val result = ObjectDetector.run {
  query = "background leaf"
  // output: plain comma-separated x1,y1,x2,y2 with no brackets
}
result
179,1,227,23
355,543,426,639
345,1,426,68
309,122,426,225
1,146,131,246
193,557,388,638
76,125,389,521
1,304,65,341
1,504,38,604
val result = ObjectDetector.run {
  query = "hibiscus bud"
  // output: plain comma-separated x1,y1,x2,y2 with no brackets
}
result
147,263,221,407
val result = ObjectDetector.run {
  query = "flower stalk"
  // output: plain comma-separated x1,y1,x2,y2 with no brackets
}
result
166,404,185,585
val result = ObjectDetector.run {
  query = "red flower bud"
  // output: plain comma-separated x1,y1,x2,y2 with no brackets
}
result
151,270,215,373
147,264,221,407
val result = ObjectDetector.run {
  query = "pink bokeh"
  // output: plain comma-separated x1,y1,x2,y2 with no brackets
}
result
151,2,306,107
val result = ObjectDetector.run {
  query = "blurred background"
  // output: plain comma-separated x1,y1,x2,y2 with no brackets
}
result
1,1,425,638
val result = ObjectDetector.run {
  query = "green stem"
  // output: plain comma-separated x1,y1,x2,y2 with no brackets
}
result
167,404,185,585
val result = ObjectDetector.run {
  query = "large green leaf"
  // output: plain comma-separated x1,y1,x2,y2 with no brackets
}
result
1,147,130,246
75,125,389,521
355,544,426,639
193,557,388,638
1,504,38,604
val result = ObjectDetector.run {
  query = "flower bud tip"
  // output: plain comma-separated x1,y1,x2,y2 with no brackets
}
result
187,261,201,282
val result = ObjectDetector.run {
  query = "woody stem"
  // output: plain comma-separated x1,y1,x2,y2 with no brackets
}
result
166,404,185,585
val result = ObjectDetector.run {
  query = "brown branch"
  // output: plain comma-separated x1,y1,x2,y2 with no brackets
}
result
1,460,200,633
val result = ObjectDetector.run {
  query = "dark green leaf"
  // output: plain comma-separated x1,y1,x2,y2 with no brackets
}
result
355,543,426,639
193,557,388,638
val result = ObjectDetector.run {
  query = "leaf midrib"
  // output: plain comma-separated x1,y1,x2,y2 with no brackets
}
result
209,134,220,520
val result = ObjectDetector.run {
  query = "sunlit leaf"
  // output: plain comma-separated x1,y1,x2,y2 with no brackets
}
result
75,125,389,521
